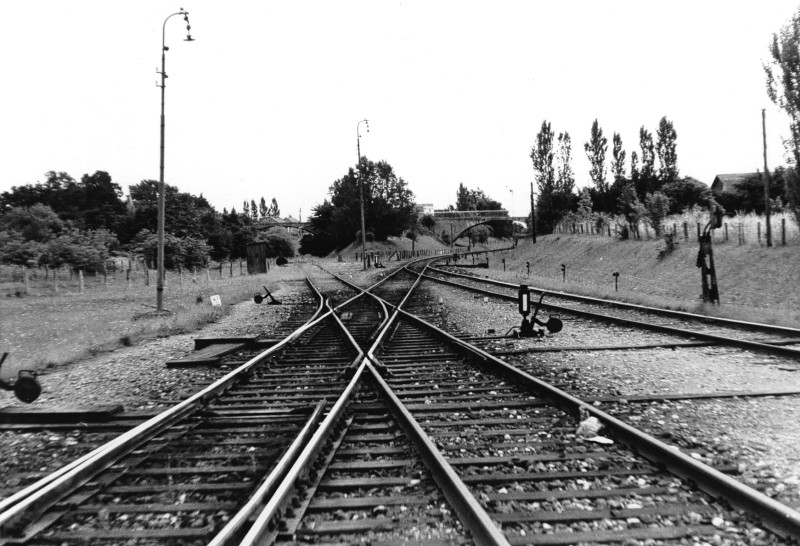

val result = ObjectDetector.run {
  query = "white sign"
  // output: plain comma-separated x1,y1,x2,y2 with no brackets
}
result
210,295,222,307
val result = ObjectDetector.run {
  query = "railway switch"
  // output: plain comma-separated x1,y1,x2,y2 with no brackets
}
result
254,286,282,305
0,353,42,403
513,287,563,338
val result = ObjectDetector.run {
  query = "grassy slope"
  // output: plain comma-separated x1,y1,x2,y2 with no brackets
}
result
481,234,800,328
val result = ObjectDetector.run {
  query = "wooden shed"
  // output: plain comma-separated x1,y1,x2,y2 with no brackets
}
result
246,242,268,274
711,172,760,193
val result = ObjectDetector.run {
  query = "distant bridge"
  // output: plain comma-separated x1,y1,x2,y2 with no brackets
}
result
432,209,523,242
252,210,527,241
254,219,313,235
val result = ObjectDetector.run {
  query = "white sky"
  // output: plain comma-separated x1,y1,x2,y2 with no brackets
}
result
1,1,798,219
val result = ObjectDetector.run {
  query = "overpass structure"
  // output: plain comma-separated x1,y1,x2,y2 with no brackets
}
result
254,219,313,236
432,209,517,242
253,210,526,242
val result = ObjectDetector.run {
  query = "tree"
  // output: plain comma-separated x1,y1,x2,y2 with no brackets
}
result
661,177,714,213
250,199,259,222
644,192,671,236
242,200,250,218
765,11,800,225
557,132,576,198
300,157,416,255
268,197,280,217
638,127,657,198
132,229,209,269
617,182,644,238
530,120,558,234
127,181,217,244
259,197,268,219
0,230,45,266
42,228,119,272
655,116,679,184
456,183,472,210
576,188,593,221
584,119,608,195
0,204,64,242
256,227,296,258
610,132,627,184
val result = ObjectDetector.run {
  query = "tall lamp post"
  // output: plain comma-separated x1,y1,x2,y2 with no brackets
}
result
530,181,537,243
156,9,194,313
357,119,369,269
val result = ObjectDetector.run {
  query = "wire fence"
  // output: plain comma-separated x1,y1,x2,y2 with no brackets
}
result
555,212,799,246
0,259,260,297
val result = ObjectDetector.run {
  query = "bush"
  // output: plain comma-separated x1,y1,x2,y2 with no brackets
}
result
645,192,671,236
657,232,679,259
132,229,209,269
420,214,436,229
256,227,296,258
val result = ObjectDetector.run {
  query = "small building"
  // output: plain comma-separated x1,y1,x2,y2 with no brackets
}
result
711,173,760,193
246,242,268,274
417,203,434,215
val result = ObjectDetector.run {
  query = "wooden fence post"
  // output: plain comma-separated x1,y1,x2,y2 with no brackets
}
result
219,262,223,279
53,266,58,294
23,267,29,295
696,222,701,240
206,267,210,283
79,269,84,294
758,222,761,244
724,223,728,242
782,218,787,245
230,261,233,277
145,268,150,286
126,269,131,290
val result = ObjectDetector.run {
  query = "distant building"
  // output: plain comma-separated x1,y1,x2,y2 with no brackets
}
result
711,173,760,193
417,203,434,215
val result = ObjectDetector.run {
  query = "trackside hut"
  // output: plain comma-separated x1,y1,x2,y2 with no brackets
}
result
246,242,268,274
711,173,760,194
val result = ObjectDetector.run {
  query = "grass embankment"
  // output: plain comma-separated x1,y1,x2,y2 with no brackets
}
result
0,266,282,377
475,234,800,328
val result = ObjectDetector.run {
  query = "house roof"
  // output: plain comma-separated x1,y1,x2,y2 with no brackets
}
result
711,172,760,193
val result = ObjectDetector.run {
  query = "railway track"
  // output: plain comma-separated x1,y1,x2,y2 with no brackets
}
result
425,264,800,359
2,259,799,544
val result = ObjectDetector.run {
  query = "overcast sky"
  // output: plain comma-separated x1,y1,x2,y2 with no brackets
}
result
1,1,798,219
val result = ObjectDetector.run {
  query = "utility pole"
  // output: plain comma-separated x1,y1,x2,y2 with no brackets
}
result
357,119,369,269
530,181,537,243
762,109,772,247
156,9,194,313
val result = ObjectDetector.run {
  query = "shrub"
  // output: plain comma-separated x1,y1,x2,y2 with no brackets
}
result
657,232,679,259
256,227,296,258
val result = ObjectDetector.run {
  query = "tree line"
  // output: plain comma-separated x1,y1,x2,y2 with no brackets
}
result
530,116,800,238
300,158,417,256
0,171,292,271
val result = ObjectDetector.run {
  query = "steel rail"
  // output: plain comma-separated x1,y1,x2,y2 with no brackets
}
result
240,266,512,546
389,304,800,540
0,278,331,533
364,279,511,546
422,271,800,359
236,299,368,546
205,398,327,546
429,264,800,337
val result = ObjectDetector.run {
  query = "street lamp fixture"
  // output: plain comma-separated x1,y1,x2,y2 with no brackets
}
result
357,119,369,269
156,8,194,313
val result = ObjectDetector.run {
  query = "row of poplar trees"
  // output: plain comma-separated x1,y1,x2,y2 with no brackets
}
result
530,116,681,235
